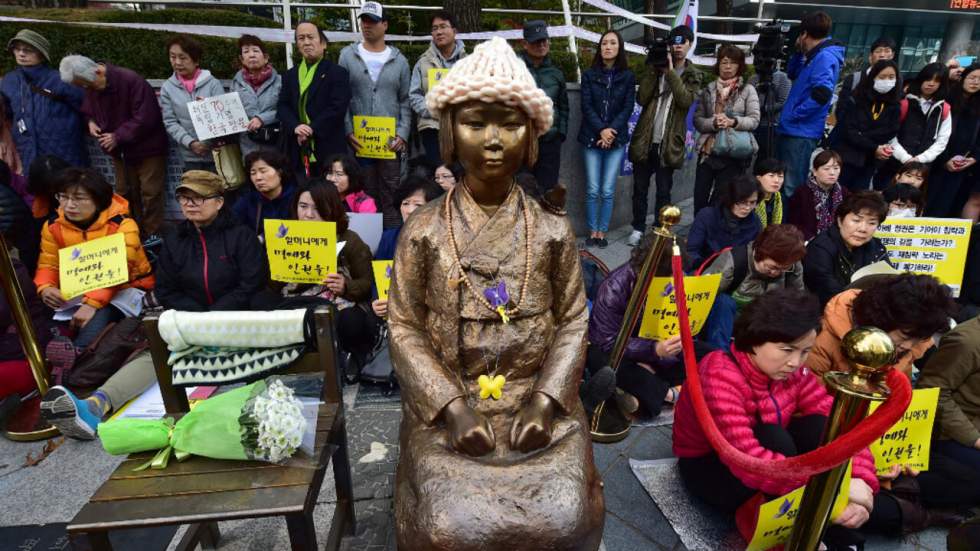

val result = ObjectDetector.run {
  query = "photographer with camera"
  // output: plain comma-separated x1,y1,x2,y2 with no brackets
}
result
776,11,844,198
627,25,706,246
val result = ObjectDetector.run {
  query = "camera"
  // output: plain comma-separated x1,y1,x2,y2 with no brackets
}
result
646,37,670,68
751,19,790,83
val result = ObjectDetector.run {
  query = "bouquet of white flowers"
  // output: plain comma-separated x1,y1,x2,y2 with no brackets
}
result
99,378,310,470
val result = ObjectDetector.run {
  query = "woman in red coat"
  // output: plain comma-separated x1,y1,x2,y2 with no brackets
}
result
672,288,897,543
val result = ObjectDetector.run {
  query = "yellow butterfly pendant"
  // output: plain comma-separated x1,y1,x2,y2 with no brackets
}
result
478,374,506,400
496,305,510,324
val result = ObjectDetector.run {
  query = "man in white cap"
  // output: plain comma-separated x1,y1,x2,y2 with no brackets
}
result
0,29,88,176
338,1,412,229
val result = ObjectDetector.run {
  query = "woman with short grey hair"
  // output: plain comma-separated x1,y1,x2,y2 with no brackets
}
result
231,34,282,157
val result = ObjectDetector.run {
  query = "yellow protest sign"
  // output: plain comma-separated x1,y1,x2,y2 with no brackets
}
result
875,218,973,297
373,260,394,301
868,387,939,475
264,219,336,284
58,233,129,300
747,461,852,551
427,68,450,91
638,274,721,340
353,115,397,160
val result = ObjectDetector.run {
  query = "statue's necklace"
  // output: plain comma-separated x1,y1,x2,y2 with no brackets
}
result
445,181,533,400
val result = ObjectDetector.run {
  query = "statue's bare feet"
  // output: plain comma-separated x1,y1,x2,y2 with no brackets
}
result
444,397,495,456
510,391,555,453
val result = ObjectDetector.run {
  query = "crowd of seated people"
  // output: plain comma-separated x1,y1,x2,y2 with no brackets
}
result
0,6,977,546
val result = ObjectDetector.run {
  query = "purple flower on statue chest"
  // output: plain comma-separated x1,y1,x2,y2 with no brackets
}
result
483,281,510,309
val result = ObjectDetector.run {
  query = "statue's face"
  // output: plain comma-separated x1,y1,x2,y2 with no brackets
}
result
453,101,529,182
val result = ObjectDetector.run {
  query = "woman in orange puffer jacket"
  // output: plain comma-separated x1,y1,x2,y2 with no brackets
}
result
33,168,153,355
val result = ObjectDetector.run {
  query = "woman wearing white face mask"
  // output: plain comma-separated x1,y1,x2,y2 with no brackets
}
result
836,60,903,192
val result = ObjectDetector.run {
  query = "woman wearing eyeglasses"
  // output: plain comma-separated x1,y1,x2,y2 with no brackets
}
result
686,174,762,269
34,168,154,355
155,170,268,312
38,170,268,441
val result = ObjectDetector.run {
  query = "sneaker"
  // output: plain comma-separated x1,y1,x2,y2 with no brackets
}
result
597,238,609,249
40,385,102,440
141,233,163,249
584,237,596,247
627,230,643,247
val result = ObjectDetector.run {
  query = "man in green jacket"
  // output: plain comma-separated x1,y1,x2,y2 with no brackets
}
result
628,25,705,246
916,316,980,509
520,20,568,192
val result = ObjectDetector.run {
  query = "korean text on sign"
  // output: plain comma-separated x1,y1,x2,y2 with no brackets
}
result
638,274,721,340
373,261,394,301
746,462,851,551
353,116,397,160
58,233,129,300
264,219,337,284
875,217,972,297
187,92,250,141
868,387,939,475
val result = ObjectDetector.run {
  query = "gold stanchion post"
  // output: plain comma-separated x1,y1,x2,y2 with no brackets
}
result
0,234,59,441
590,206,680,443
784,327,895,550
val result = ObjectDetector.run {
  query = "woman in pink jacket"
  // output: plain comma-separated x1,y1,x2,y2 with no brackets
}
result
673,288,893,543
324,154,378,214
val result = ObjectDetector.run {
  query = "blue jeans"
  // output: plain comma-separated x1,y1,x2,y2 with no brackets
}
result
776,134,819,198
583,145,625,233
74,305,124,350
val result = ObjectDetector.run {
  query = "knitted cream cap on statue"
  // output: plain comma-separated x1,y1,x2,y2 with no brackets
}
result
426,36,554,138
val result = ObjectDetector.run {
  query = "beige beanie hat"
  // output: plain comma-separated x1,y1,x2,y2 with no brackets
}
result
426,36,554,138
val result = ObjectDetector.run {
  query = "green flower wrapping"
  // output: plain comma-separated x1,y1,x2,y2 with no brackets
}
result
98,379,308,470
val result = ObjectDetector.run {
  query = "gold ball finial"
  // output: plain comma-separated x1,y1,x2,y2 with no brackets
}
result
658,205,682,228
842,327,895,377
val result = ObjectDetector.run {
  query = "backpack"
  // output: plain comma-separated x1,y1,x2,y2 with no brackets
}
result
66,316,149,392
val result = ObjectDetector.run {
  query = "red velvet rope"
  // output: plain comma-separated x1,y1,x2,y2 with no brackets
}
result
671,251,912,480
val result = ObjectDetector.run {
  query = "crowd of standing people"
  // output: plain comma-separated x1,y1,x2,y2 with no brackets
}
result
0,3,978,548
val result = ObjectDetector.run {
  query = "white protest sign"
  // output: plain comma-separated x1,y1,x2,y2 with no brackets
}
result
348,213,384,255
187,92,249,141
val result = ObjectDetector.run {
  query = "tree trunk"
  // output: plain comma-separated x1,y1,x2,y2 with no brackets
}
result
644,0,668,43
447,0,481,33
716,0,733,36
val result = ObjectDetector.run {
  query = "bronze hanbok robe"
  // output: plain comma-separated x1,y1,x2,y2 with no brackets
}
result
388,185,605,551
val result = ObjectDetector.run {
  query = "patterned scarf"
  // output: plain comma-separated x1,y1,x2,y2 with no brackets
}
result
701,77,741,156
807,173,844,235
755,192,783,228
243,64,273,91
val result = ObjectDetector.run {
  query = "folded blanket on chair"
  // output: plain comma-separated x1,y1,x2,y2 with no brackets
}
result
158,309,309,386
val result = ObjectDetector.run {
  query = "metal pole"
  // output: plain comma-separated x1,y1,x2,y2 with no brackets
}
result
590,206,681,443
0,235,59,441
785,327,896,550
283,0,294,70
561,0,582,83
757,0,766,20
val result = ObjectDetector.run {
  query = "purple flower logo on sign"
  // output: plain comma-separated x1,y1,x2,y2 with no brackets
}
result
775,498,794,519
360,119,369,129
661,282,673,297
71,248,82,261
385,265,392,279
277,223,289,239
